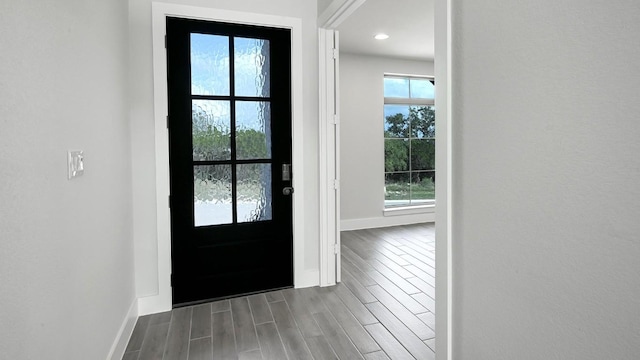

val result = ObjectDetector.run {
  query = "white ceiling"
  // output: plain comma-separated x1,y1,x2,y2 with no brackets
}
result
336,0,435,61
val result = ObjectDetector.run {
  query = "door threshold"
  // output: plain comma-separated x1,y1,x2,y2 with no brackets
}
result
172,285,294,308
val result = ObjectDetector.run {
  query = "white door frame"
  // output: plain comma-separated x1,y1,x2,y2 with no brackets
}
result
318,28,340,287
142,2,306,315
434,0,454,358
318,0,453,359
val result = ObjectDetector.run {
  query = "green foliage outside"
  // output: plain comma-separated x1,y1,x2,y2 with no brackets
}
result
385,176,435,201
384,106,436,205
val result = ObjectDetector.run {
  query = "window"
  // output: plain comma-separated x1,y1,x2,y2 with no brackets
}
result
384,75,435,208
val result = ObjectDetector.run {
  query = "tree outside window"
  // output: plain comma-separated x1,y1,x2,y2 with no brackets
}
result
384,76,435,208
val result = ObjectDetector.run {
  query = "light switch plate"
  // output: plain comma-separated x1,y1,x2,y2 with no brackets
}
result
68,150,84,179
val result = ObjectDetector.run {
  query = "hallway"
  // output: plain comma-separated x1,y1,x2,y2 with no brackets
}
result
123,223,436,360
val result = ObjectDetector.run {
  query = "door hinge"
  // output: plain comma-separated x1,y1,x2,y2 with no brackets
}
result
332,48,338,60
166,115,169,129
334,243,339,254
168,194,171,208
333,114,340,125
333,179,340,190
165,35,167,49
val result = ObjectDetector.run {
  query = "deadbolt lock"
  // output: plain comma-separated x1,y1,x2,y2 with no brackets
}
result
282,164,291,181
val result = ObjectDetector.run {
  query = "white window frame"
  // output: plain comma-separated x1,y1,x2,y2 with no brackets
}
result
383,74,436,210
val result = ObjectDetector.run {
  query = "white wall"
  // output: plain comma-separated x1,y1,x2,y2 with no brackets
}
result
318,0,334,15
0,0,135,359
452,1,640,359
340,53,434,230
129,0,320,300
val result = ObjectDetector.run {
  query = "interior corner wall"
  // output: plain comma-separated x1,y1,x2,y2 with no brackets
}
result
452,1,640,359
129,0,320,300
339,53,434,230
0,1,134,359
317,0,334,15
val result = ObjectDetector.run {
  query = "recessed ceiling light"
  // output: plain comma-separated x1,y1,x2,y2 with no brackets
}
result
374,33,389,40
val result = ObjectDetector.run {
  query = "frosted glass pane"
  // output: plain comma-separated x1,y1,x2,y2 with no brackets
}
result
384,77,409,98
237,164,272,223
194,165,232,226
192,100,231,161
191,33,230,96
236,101,271,160
410,78,435,99
234,37,270,97
385,172,410,207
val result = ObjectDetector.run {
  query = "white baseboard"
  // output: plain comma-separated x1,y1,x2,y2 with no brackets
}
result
295,269,320,288
107,298,138,360
138,292,172,316
341,213,435,231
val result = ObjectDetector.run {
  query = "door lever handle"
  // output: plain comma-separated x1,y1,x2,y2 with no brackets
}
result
282,187,294,195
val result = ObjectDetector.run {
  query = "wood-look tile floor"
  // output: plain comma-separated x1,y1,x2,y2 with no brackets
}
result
123,223,435,360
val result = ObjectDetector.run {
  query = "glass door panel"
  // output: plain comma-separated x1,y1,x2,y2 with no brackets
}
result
235,101,271,160
234,37,270,97
190,33,230,96
194,165,233,226
237,163,272,223
192,100,231,161
190,35,274,227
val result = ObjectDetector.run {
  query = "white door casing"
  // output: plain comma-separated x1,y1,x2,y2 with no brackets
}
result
318,28,340,286
145,2,306,315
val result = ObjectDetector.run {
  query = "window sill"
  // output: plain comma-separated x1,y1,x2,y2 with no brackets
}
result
383,204,435,217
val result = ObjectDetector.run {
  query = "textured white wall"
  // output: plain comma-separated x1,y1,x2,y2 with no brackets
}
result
452,1,640,359
0,0,134,359
340,53,434,228
129,0,320,297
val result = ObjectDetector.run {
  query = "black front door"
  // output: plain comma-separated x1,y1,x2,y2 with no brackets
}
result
166,17,293,306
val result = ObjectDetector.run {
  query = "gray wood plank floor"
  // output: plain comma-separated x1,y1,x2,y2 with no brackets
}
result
123,223,435,360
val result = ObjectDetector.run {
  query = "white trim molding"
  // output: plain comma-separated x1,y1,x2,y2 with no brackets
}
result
107,299,138,360
384,204,435,217
297,269,321,289
342,215,434,232
318,28,340,287
318,0,367,28
435,0,453,358
146,2,306,315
